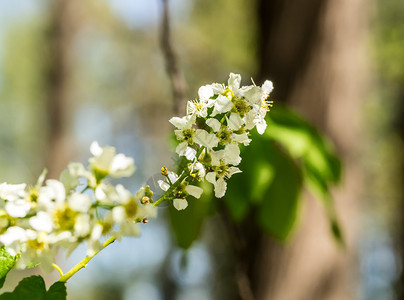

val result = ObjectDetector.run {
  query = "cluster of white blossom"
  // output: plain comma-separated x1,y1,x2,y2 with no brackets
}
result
0,142,156,272
0,72,273,274
159,73,273,210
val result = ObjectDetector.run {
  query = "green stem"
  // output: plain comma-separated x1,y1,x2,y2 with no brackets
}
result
58,236,116,282
153,171,188,207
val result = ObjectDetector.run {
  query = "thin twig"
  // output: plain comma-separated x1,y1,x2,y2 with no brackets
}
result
159,0,188,115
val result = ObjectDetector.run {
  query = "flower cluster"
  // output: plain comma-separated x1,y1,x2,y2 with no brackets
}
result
0,142,156,272
159,73,273,209
0,73,273,275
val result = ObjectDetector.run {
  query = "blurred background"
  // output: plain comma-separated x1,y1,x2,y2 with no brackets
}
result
0,0,402,299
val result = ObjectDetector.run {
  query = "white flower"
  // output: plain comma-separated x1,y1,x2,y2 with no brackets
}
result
158,171,178,192
89,141,135,180
60,162,93,191
38,179,66,210
94,183,119,204
0,226,27,255
206,165,241,198
0,183,30,218
187,99,210,118
189,162,206,178
0,183,26,201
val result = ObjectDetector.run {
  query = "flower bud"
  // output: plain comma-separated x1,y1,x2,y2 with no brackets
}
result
161,166,168,176
141,196,150,204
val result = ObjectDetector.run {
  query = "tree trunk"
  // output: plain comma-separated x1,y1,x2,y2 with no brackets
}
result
45,0,79,178
252,0,368,299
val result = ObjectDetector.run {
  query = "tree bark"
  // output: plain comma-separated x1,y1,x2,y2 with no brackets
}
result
252,0,368,299
45,0,79,178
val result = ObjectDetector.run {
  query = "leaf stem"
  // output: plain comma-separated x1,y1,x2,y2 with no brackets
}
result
58,236,116,282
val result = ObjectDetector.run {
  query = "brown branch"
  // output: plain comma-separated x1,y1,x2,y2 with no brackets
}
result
159,0,187,115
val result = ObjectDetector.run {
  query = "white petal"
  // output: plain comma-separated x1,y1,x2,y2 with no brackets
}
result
206,118,221,132
186,185,203,199
198,85,214,100
194,129,219,149
241,86,263,105
227,113,244,131
205,172,216,184
29,212,53,233
90,141,103,157
176,141,188,156
68,193,92,212
223,144,241,165
168,172,179,183
192,162,206,178
90,223,103,241
0,226,27,245
212,95,233,116
95,186,107,201
0,183,26,201
227,167,242,177
112,206,126,223
184,147,197,161
256,119,267,134
228,73,241,93
244,110,256,130
262,80,274,94
173,198,188,210
214,178,227,198
169,115,195,129
109,154,135,178
5,200,30,218
232,132,251,146
74,214,90,237
158,180,170,192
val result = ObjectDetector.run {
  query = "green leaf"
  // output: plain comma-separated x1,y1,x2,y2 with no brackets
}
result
330,217,345,248
44,282,67,300
0,276,67,300
168,181,213,249
224,171,251,222
266,105,341,185
255,140,302,240
225,133,302,240
265,105,344,243
0,276,46,300
0,246,17,289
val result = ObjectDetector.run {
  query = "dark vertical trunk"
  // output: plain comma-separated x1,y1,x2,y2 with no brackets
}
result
45,0,77,178
245,0,368,299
